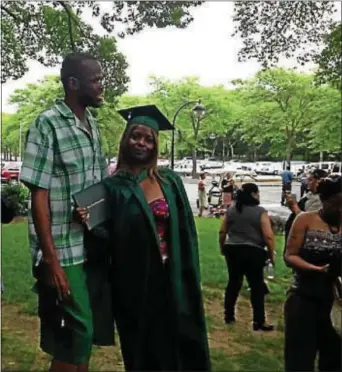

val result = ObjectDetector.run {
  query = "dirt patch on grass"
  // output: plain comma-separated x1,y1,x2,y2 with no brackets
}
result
12,216,27,223
204,293,284,345
204,295,251,355
1,302,123,371
2,294,284,371
1,302,48,371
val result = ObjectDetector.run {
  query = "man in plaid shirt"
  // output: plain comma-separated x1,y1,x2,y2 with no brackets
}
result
20,53,110,372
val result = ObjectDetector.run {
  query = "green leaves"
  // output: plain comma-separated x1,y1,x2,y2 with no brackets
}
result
232,68,340,160
315,22,342,90
232,2,340,87
1,1,202,97
3,68,339,162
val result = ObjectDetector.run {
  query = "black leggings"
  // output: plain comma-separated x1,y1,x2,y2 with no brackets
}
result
224,245,268,323
284,290,341,372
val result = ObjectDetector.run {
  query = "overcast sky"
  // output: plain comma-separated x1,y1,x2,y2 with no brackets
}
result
2,1,337,113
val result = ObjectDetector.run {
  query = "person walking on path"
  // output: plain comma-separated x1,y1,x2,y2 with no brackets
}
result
221,172,235,209
281,166,294,206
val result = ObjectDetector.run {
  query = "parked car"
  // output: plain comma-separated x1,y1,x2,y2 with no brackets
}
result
255,162,283,175
1,162,22,184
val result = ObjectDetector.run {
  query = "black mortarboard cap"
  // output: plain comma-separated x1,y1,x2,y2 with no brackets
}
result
117,104,174,133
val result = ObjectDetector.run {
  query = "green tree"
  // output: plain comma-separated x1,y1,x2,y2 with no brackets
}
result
308,86,341,154
8,76,63,149
1,113,17,160
234,68,334,163
314,23,342,89
1,1,202,100
149,77,238,177
233,1,337,66
232,1,340,87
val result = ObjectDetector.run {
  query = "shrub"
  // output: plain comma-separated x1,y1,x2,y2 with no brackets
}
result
1,183,30,216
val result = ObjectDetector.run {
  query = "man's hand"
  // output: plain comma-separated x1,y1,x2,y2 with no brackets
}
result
73,207,89,224
44,258,71,301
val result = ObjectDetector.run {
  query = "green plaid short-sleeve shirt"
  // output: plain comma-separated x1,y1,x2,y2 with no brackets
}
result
20,100,108,267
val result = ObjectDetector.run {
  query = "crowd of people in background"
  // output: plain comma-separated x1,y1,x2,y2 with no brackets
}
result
203,166,341,370
1,51,341,372
284,175,341,371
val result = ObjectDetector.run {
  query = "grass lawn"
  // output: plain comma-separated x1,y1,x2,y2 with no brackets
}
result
1,218,291,371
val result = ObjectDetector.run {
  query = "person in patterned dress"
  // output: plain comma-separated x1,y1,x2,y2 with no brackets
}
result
284,175,342,372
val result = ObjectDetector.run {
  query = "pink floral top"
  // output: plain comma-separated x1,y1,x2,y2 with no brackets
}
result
149,198,169,262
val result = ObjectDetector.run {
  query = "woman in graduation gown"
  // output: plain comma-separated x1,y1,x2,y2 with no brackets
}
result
101,105,210,371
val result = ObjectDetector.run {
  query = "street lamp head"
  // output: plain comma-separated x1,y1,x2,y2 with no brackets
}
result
209,133,216,140
192,102,206,119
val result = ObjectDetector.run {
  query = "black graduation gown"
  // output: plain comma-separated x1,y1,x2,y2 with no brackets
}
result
102,168,211,371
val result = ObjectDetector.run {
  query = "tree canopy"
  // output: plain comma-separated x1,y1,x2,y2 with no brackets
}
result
233,68,340,162
1,1,202,100
3,68,340,165
232,1,341,88
314,22,342,89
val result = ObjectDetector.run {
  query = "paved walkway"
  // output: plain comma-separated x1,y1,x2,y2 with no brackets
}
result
183,179,298,220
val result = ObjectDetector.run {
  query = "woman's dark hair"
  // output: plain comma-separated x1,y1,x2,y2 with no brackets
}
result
317,175,342,201
310,168,328,180
235,183,260,212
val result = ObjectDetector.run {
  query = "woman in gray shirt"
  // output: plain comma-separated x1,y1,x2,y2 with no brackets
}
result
219,183,275,331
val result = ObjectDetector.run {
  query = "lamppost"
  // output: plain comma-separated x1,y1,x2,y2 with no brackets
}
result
170,100,206,170
208,132,217,158
19,122,22,161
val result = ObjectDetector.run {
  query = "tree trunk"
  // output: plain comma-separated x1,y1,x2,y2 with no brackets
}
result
319,151,324,167
192,147,197,179
286,137,294,167
304,148,309,162
230,144,234,159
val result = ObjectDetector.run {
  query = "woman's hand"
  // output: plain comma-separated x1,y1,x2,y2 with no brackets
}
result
73,207,89,224
220,245,225,256
285,193,297,210
314,264,330,273
269,251,276,266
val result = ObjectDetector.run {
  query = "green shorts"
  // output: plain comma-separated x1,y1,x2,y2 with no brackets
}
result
39,263,93,364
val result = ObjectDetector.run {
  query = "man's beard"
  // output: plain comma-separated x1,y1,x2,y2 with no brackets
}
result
77,92,103,108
